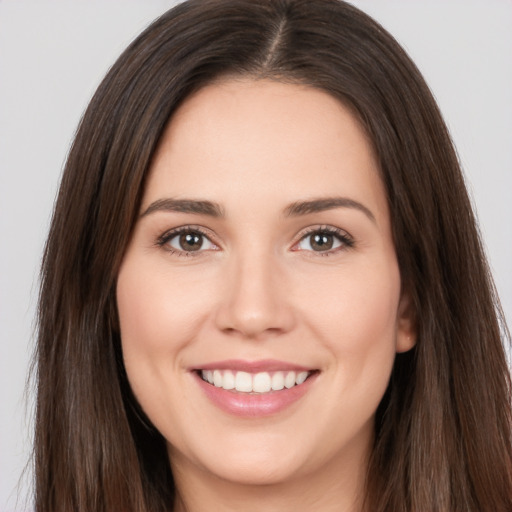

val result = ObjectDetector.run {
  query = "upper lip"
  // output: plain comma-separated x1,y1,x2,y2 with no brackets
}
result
192,359,314,373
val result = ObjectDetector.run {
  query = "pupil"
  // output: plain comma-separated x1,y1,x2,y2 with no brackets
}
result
180,233,202,251
311,233,333,251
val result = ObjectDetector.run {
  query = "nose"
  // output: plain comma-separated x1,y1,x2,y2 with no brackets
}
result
214,250,296,339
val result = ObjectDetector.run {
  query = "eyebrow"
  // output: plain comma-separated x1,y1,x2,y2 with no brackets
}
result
140,198,224,218
140,196,375,223
284,197,376,223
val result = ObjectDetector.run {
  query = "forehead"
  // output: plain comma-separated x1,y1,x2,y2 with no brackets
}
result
144,79,388,224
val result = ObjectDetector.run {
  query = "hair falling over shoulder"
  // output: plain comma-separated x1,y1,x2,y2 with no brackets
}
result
34,1,512,511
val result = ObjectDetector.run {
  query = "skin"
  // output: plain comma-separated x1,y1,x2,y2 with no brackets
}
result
116,79,416,512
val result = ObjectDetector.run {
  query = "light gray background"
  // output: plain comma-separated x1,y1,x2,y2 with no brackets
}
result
1,1,510,511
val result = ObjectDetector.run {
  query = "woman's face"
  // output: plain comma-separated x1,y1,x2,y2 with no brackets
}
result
117,80,414,489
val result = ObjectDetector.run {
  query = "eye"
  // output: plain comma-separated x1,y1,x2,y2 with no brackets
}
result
294,227,353,254
158,227,217,255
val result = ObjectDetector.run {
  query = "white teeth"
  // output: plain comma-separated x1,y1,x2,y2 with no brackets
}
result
223,370,235,390
253,372,272,393
213,370,222,387
271,372,285,391
235,371,253,392
284,371,296,389
200,369,312,393
202,370,214,384
296,371,308,385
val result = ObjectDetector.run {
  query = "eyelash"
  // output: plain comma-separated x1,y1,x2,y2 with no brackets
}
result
156,225,217,257
156,225,354,257
292,225,354,256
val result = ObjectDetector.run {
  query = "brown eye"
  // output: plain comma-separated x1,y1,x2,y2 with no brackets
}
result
296,229,350,253
165,230,216,253
179,232,203,251
310,233,334,251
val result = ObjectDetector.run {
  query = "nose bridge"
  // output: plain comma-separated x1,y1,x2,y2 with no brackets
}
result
215,242,294,338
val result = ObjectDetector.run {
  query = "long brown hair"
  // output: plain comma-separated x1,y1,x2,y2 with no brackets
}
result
35,1,512,510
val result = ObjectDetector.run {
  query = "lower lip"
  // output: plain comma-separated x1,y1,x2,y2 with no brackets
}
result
194,372,317,417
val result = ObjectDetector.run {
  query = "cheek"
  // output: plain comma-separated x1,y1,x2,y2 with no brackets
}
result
296,257,401,402
117,257,211,356
115,257,202,412
298,256,401,346
116,256,219,447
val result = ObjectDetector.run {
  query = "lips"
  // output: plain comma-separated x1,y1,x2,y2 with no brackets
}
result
192,360,318,417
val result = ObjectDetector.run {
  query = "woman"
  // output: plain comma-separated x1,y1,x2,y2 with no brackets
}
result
35,0,512,511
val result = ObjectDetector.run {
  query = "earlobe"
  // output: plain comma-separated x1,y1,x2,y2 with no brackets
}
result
396,292,417,353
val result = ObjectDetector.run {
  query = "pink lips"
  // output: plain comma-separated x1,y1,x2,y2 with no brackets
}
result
192,359,318,417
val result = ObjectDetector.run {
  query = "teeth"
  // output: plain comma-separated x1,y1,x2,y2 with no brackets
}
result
253,372,272,393
271,372,285,391
296,371,308,385
200,369,311,393
284,371,296,389
235,371,252,392
213,370,222,387
223,370,235,390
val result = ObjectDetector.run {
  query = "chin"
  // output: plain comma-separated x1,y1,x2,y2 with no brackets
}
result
204,456,303,486
167,431,311,486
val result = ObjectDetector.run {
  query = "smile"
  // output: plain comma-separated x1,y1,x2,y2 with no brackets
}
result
193,360,319,417
200,369,311,393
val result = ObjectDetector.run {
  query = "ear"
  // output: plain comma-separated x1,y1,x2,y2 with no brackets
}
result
395,291,416,353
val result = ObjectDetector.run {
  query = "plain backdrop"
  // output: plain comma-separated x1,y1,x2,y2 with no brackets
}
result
0,1,511,511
